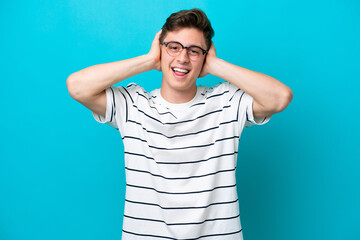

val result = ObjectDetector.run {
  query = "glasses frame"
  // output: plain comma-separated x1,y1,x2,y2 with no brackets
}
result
163,41,208,58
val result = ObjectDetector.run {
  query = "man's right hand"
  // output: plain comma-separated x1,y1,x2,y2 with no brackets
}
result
147,30,162,71
67,30,164,118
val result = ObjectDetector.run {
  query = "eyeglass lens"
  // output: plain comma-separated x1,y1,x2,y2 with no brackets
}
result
166,42,203,59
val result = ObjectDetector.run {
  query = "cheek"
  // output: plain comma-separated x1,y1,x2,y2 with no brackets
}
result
160,53,172,68
193,62,204,73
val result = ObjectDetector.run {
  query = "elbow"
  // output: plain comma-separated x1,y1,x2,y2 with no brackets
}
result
276,87,293,112
66,73,83,100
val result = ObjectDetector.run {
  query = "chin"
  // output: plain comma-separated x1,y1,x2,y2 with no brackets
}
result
172,77,197,90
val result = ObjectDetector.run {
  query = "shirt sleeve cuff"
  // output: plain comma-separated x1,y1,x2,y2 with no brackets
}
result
244,93,271,128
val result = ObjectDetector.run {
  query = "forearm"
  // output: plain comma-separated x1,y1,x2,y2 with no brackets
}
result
210,58,292,111
67,54,154,98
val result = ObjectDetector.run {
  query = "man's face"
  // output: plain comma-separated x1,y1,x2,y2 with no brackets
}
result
160,27,207,94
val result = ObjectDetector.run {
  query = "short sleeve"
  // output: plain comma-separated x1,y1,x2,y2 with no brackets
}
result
225,82,271,129
242,91,271,128
91,84,131,132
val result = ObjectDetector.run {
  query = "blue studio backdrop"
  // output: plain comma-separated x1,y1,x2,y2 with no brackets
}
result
1,0,359,240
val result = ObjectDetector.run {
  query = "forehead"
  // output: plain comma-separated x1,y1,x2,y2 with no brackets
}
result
164,28,206,48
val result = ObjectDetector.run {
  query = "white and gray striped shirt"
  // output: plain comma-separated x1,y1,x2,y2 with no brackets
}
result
92,81,270,240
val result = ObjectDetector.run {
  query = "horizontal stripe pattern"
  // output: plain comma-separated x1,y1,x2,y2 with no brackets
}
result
124,151,238,165
124,213,240,226
126,183,236,195
123,135,239,151
124,166,236,180
92,81,269,239
122,228,242,240
125,198,239,210
126,118,238,139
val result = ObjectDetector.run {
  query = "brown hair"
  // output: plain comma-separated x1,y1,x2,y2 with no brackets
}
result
159,8,215,50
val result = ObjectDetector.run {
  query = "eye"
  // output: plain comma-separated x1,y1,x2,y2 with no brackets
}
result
168,42,181,52
189,47,201,55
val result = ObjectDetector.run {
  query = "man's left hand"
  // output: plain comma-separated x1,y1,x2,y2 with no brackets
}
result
199,41,218,78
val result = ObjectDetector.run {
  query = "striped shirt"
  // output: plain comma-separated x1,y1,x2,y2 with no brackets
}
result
92,81,270,239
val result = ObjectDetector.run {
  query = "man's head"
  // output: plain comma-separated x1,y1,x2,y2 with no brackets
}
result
159,9,215,100
159,9,214,51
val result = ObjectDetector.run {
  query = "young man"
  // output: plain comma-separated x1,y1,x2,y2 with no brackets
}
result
67,9,292,240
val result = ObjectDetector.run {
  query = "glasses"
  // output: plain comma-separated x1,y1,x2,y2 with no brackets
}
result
163,41,208,60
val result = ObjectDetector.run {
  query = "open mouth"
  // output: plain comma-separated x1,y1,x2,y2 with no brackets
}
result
172,67,190,77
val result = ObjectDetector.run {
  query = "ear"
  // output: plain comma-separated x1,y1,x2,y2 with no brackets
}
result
199,56,208,78
200,53,207,70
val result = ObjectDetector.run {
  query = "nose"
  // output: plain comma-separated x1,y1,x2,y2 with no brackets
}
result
176,48,190,63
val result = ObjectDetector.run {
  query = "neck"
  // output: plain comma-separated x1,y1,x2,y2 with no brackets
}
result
160,84,197,104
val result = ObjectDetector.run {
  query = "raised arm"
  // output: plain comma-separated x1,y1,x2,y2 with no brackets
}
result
66,30,162,117
200,42,293,119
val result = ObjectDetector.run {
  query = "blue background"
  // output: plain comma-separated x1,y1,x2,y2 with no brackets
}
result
1,0,359,239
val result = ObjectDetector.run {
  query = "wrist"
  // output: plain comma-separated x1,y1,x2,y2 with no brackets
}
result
141,54,157,71
145,53,160,71
207,57,222,76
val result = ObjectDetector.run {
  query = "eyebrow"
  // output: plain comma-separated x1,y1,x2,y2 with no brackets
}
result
166,40,206,50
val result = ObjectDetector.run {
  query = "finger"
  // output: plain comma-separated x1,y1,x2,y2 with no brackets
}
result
155,30,163,44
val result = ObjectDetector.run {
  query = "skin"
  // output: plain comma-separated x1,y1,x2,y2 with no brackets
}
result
148,28,293,118
67,27,293,120
147,28,207,104
160,28,207,103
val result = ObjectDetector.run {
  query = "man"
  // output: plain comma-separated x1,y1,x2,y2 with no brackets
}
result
67,8,292,240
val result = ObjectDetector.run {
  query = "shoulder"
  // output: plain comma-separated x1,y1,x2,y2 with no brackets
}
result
123,83,145,93
113,83,149,98
199,81,242,99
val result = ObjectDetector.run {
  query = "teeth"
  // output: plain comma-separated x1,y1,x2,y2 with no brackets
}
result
173,68,189,73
